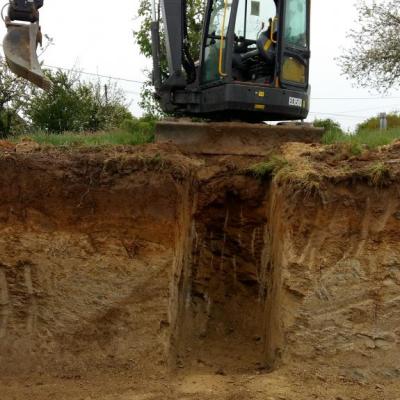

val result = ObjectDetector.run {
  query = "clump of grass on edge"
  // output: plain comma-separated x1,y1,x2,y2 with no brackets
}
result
274,162,322,198
330,142,364,161
248,154,322,197
141,152,167,170
366,161,392,186
247,155,289,179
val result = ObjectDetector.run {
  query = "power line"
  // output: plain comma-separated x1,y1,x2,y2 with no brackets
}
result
313,96,400,100
335,105,400,115
43,64,145,84
0,47,147,84
309,111,366,119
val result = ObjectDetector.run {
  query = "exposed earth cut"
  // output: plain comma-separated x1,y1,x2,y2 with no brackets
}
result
0,138,400,399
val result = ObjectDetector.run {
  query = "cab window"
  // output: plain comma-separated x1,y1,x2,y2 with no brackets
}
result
235,0,276,41
284,0,307,48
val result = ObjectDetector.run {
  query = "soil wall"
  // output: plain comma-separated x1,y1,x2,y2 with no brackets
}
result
0,146,399,387
271,184,400,380
0,149,192,376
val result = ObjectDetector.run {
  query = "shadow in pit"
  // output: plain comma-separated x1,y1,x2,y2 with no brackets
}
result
177,188,279,373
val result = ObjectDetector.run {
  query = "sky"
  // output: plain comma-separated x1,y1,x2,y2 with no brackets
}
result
1,0,399,131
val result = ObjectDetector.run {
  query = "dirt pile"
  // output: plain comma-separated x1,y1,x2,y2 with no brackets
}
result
0,141,400,399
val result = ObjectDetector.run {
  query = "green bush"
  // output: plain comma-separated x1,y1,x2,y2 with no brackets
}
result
313,118,343,133
0,59,32,137
121,118,154,134
26,70,133,133
357,113,400,132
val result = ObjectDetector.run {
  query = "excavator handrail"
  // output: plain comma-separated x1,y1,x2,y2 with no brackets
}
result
270,16,278,44
218,0,229,77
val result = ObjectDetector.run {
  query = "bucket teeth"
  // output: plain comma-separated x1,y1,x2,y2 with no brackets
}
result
3,23,51,91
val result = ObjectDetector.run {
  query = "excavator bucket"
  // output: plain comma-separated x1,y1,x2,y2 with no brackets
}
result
3,22,51,90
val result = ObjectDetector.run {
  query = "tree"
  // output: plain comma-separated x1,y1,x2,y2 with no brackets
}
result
26,70,132,133
338,0,400,91
0,59,31,137
134,0,205,116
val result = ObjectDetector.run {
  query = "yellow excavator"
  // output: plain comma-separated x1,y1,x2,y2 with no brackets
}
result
3,0,311,123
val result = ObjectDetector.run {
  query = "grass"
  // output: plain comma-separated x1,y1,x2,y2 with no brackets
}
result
248,154,321,196
246,128,398,193
9,128,154,147
247,155,289,179
275,162,322,197
367,162,391,186
322,128,400,150
322,128,396,186
9,118,156,147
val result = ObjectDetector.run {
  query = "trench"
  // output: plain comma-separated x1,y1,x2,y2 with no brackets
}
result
171,176,283,372
0,149,286,374
2,148,399,380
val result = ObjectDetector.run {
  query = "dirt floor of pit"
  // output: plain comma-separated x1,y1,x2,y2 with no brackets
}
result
1,140,400,399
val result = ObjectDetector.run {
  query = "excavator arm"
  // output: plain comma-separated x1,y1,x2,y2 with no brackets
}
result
3,0,51,90
158,0,195,89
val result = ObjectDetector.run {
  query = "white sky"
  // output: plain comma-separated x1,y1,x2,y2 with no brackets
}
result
1,0,399,131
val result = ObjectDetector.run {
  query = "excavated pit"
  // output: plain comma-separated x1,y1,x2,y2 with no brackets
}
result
1,141,400,399
176,177,273,373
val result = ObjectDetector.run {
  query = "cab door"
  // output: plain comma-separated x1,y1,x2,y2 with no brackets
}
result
200,0,234,84
278,0,310,90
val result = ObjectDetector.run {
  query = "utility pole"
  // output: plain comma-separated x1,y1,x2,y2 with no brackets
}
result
379,112,387,131
104,84,108,105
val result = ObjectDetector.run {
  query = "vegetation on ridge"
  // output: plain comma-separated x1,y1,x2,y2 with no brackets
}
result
10,117,156,147
322,128,400,150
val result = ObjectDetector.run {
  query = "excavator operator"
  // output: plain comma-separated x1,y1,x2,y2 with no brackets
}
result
232,0,278,83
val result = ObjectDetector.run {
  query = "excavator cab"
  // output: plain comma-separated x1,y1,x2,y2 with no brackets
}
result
203,0,279,84
2,0,311,122
156,0,311,120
